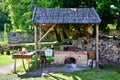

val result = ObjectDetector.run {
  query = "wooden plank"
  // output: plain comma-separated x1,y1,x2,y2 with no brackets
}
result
12,51,35,59
12,56,32,59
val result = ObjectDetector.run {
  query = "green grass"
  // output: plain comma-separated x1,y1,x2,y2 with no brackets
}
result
41,67,120,80
0,55,14,66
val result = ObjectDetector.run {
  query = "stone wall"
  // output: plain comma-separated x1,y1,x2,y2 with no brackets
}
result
109,29,120,37
0,32,56,43
54,51,88,66
99,39,120,65
72,37,120,65
0,32,34,43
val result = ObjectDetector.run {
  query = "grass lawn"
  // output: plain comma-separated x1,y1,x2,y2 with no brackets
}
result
0,65,120,80
40,66,120,80
0,55,14,66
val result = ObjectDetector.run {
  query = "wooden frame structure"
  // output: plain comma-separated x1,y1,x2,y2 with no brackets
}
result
32,8,101,68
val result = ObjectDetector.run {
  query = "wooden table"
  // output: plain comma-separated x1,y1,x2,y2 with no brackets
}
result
12,51,35,73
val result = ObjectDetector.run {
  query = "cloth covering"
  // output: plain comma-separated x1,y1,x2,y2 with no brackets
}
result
45,49,53,56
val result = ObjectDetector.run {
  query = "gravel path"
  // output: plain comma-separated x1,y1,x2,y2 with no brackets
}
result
0,61,21,74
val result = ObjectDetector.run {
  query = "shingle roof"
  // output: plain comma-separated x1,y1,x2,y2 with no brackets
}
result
32,8,101,24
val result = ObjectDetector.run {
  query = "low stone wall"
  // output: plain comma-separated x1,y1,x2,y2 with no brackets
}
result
109,29,120,37
0,32,34,43
0,32,56,43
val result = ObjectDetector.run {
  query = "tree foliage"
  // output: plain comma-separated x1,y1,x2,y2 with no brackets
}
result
0,0,35,32
0,10,7,31
0,0,119,36
97,0,120,31
0,2,10,31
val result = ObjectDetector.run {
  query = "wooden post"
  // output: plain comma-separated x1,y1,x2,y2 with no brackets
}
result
14,59,16,74
96,24,99,68
39,28,42,48
39,28,42,67
35,25,38,68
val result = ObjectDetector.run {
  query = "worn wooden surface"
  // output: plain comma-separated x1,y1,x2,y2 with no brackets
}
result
12,51,35,59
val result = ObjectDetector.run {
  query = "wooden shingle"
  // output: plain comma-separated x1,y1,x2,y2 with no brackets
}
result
32,8,101,24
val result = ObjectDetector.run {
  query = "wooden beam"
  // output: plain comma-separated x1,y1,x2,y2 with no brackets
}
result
12,56,32,59
39,28,42,63
96,24,99,68
38,24,56,43
35,25,38,67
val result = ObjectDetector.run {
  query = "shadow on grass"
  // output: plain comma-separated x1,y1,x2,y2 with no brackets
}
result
42,73,65,80
17,69,66,80
17,74,41,79
17,72,66,80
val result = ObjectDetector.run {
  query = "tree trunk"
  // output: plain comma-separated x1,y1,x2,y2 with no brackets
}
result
62,29,69,39
0,48,4,55
54,27,62,42
62,24,69,39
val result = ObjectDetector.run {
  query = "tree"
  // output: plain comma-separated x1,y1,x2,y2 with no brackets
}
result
50,0,92,8
0,0,35,32
96,0,120,31
0,2,10,31
0,10,6,31
54,27,62,42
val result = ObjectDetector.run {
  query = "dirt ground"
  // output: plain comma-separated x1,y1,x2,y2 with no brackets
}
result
0,61,21,74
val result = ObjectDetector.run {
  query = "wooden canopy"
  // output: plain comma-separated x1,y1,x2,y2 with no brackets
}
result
32,7,101,68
